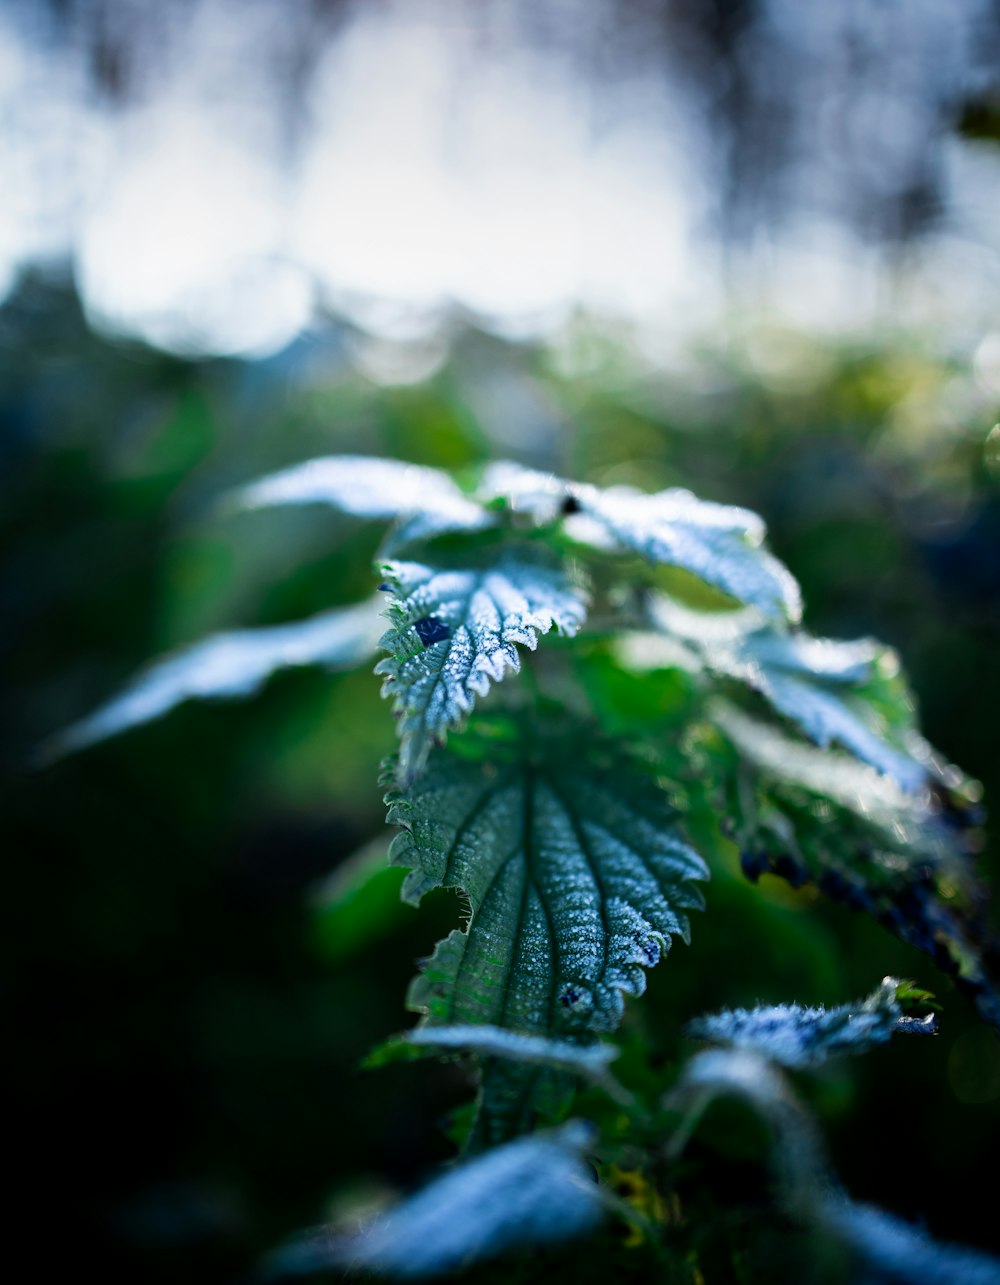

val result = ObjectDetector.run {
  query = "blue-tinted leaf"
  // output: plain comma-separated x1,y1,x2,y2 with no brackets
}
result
41,598,383,760
235,454,493,548
711,702,955,864
821,1198,1000,1285
687,978,936,1070
639,593,925,791
668,1046,827,1200
284,1122,603,1279
481,461,801,622
375,547,588,780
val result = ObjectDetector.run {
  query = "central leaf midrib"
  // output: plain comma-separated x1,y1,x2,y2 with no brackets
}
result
543,771,611,994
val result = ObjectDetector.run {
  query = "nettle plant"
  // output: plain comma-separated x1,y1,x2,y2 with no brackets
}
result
51,456,1000,1282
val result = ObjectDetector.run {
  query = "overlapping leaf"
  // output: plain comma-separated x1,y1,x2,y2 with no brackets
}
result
633,592,926,791
686,977,936,1070
481,461,801,622
712,702,999,1029
376,547,588,781
40,598,384,760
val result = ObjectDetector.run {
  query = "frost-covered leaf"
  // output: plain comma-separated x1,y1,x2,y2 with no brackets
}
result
481,461,801,622
668,1047,827,1202
40,598,384,760
400,1024,634,1107
636,593,925,791
376,546,588,781
820,1197,1000,1285
388,715,707,1034
713,703,1000,1029
386,713,706,1140
686,978,936,1070
235,454,493,549
713,702,963,868
406,1025,619,1076
272,1122,603,1280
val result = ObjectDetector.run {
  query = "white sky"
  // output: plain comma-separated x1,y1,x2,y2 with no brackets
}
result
2,0,1000,359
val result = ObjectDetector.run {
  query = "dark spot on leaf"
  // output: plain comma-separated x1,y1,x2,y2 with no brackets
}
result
414,616,451,646
560,987,580,1007
561,493,582,516
378,582,393,593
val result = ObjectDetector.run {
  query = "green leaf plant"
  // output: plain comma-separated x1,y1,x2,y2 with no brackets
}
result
47,455,1000,1282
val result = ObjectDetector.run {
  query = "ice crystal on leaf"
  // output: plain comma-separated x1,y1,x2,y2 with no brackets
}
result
384,713,707,1141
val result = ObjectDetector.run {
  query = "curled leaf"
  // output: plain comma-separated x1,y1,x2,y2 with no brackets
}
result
686,977,937,1071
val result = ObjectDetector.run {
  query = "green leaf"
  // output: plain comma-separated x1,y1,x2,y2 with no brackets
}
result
481,461,801,622
633,592,925,791
686,977,937,1070
712,701,956,865
39,597,384,761
387,715,706,1036
384,714,706,1141
712,703,1000,1029
234,453,493,548
375,548,588,781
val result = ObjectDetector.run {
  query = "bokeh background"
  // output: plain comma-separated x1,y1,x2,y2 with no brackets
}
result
3,2,1000,1281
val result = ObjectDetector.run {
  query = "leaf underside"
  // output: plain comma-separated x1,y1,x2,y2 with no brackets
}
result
385,714,707,1143
376,546,588,781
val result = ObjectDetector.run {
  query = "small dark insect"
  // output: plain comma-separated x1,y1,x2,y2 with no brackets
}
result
560,493,582,516
414,616,451,646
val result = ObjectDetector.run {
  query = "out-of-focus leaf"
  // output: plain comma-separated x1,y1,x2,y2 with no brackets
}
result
40,597,384,760
481,461,802,622
667,1047,827,1203
686,977,936,1070
712,703,1000,1029
821,1198,1000,1285
234,454,493,548
310,838,409,964
635,593,925,791
375,547,588,781
270,1122,603,1280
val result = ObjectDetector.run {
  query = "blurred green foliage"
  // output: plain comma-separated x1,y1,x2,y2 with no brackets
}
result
3,280,999,1281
